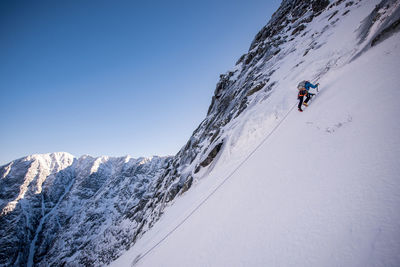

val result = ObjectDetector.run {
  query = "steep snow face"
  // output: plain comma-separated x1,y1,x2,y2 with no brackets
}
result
111,0,400,266
0,153,171,266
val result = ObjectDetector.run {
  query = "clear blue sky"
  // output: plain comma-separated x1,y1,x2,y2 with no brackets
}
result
0,0,281,165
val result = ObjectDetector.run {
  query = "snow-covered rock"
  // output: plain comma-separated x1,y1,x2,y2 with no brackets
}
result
0,153,171,266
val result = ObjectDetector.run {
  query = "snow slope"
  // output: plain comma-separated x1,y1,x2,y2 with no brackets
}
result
111,1,400,266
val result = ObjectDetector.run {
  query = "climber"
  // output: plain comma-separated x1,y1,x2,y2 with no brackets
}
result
297,80,319,112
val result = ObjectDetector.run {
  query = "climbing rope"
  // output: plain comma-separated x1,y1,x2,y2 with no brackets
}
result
131,102,298,266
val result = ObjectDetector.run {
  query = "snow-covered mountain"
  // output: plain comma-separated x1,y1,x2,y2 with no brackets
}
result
0,153,171,266
1,0,400,266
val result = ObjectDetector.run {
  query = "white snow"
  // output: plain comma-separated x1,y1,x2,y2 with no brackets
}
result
111,1,400,266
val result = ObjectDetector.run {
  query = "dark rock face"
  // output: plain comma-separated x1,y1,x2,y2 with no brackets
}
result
371,17,400,45
371,8,400,46
352,0,400,59
199,142,224,169
249,0,330,52
292,24,307,35
312,0,330,12
361,0,400,42
247,82,267,97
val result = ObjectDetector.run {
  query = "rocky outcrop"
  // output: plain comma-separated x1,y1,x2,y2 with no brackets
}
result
371,17,400,45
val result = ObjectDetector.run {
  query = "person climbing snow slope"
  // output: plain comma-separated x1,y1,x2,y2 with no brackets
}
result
297,80,319,112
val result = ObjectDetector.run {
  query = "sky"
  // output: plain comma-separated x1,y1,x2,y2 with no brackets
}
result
0,0,281,165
